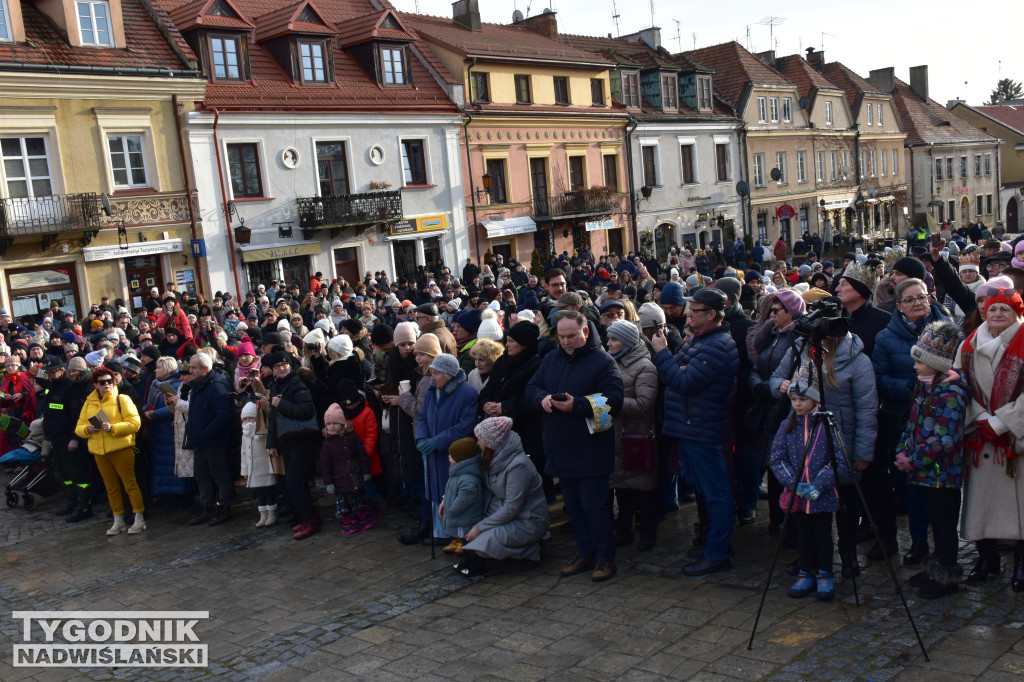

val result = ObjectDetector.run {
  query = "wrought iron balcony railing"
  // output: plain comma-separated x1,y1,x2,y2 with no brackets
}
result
0,193,102,235
296,190,404,230
533,190,613,220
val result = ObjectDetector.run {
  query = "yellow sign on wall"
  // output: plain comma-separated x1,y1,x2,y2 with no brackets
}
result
389,215,449,236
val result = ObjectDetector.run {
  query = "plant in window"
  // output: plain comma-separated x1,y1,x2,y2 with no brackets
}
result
530,248,543,277
639,229,654,254
369,180,392,191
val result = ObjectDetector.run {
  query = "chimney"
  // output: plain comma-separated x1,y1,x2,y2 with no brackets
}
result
805,47,824,68
755,50,775,67
521,8,558,38
452,0,482,32
909,65,929,102
622,27,661,50
868,67,895,94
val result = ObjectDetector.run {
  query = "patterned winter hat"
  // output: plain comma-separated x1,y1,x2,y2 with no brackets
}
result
449,437,479,463
959,247,981,273
840,260,877,300
883,245,905,272
429,353,461,377
911,321,964,373
474,416,513,450
788,361,821,404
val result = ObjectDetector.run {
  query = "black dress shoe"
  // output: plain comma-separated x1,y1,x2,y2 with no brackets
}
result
682,555,732,577
903,542,929,565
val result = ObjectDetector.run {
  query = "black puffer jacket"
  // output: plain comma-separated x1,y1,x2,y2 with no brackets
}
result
267,370,317,450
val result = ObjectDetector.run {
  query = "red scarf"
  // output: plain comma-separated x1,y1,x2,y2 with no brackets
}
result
961,326,1024,476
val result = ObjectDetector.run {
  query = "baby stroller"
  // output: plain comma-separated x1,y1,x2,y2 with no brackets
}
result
2,418,56,511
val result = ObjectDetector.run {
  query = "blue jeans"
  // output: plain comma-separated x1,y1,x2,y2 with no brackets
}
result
561,475,615,563
679,439,733,561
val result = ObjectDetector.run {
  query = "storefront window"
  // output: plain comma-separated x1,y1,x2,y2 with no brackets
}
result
246,261,277,294
422,236,442,273
393,241,417,283
281,256,310,290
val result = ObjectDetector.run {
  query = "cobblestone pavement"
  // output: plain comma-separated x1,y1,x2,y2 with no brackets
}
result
2,485,1024,681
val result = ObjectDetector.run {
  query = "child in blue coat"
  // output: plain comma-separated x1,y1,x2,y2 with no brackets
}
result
770,364,845,601
440,437,485,556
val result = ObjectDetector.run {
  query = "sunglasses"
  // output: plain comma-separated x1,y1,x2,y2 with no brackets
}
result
95,379,114,386
985,287,1017,299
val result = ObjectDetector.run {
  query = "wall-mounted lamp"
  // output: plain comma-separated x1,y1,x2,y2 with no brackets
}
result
275,221,294,239
227,202,251,245
100,193,129,250
472,173,493,202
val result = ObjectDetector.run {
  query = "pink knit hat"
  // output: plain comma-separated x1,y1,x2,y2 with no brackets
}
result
324,403,346,425
393,321,418,345
474,416,513,450
773,288,806,316
236,337,256,357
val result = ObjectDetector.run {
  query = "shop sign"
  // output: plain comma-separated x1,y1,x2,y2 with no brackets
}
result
388,215,449,236
585,219,615,232
240,241,321,262
820,197,854,210
776,204,796,219
389,219,415,235
82,239,182,263
9,269,71,289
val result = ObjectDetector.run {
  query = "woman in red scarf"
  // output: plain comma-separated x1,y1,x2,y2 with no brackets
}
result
957,286,1024,592
0,357,38,455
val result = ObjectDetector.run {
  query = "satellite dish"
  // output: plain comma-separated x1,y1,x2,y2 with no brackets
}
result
770,167,782,182
543,7,553,13
100,193,113,217
735,180,750,197
799,96,809,109
512,9,524,22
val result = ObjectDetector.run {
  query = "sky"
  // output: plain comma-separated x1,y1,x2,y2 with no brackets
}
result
391,0,1020,106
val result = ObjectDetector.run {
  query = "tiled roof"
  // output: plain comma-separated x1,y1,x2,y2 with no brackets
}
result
970,104,1024,137
168,0,255,32
403,13,613,66
470,102,628,118
684,42,791,107
0,0,195,71
774,54,843,105
892,78,997,146
254,2,336,42
557,34,677,71
335,10,417,48
411,42,460,85
820,61,884,113
155,0,459,110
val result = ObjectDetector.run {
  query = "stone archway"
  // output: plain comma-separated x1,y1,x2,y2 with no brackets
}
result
655,223,675,260
961,196,970,225
1007,197,1019,233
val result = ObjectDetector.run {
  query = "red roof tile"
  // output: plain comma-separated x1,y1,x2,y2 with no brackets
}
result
335,10,417,48
892,78,997,147
774,54,842,105
684,42,791,107
820,61,884,114
168,0,255,32
403,13,613,66
254,1,336,42
0,0,196,71
558,34,678,72
971,104,1024,137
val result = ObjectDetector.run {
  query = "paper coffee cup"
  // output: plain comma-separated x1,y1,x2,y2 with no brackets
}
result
399,380,411,393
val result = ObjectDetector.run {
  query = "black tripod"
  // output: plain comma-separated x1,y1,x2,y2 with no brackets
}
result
747,335,929,661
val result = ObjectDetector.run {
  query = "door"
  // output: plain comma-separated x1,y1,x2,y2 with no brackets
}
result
608,227,624,256
572,224,591,254
1008,198,1019,233
317,142,350,197
530,158,549,216
125,256,163,304
490,239,513,263
655,223,674,260
392,240,416,283
960,197,969,225
333,246,359,285
422,236,441,273
1,136,56,231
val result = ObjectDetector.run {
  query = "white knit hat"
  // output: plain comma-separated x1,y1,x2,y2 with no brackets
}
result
327,334,353,360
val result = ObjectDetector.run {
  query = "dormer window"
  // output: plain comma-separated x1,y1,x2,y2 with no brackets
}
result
381,46,406,85
78,1,114,47
1,0,12,42
662,75,678,110
299,40,327,83
209,34,243,81
697,76,712,110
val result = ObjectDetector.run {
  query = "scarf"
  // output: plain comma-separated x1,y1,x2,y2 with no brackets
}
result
961,324,1024,476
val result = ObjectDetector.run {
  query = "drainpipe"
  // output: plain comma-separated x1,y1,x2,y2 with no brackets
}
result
173,94,205,296
740,122,752,241
209,107,243,298
464,57,483,264
624,114,639,253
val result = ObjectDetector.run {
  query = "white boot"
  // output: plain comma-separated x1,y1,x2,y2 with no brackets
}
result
255,506,268,528
263,505,277,528
106,515,126,536
127,513,146,534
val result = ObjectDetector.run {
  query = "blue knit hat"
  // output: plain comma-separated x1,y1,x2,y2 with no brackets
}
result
660,281,686,306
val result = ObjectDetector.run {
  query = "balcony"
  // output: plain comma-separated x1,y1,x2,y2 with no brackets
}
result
296,190,404,235
0,193,102,236
533,189,613,221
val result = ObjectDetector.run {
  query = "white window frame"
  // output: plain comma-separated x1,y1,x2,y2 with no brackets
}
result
662,74,678,110
877,103,884,126
892,149,899,176
677,137,697,185
380,46,406,85
299,41,327,84
1,135,56,200
697,77,712,110
825,100,833,126
0,0,12,42
775,151,787,185
713,136,731,182
639,140,662,187
621,72,640,108
309,136,356,196
870,149,877,177
753,153,765,187
975,154,982,177
782,97,792,123
984,153,992,175
77,0,113,47
842,151,850,178
796,150,807,183
859,150,865,179
94,108,161,193
830,150,838,181
935,157,943,181
107,133,149,189
880,148,887,177
815,151,825,182
757,97,767,123
769,97,779,123
398,136,431,186
866,103,873,125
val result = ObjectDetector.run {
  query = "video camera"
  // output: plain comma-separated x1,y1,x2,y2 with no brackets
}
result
792,296,849,341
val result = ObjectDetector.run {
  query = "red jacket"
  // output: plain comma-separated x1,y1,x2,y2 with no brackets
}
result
347,403,380,476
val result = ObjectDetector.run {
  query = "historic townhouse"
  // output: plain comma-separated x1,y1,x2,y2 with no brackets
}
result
407,4,630,265
560,29,743,258
156,0,465,294
870,67,999,233
819,56,909,239
0,0,206,317
685,42,817,249
947,100,1024,232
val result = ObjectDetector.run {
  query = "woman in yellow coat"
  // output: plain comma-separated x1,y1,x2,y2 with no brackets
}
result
75,366,144,535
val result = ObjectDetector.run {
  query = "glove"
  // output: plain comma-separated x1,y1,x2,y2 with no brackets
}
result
325,484,335,495
977,419,1000,442
416,438,435,455
796,482,820,500
363,474,372,482
894,452,913,473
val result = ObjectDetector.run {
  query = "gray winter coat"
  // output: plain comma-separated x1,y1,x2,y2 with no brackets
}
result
610,338,659,491
442,454,485,537
769,333,878,469
463,430,550,561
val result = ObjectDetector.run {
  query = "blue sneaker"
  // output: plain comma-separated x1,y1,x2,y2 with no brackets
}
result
817,570,835,601
788,570,816,598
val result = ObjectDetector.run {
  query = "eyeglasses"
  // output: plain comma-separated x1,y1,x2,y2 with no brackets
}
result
898,294,930,306
689,307,712,315
273,362,291,370
770,307,785,315
95,379,114,386
984,287,1017,299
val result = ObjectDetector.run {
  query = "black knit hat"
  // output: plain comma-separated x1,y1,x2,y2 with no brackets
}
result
370,323,394,346
340,318,364,336
892,256,926,281
506,321,540,349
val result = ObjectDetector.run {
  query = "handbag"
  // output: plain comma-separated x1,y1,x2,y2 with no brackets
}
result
621,410,656,473
276,409,320,438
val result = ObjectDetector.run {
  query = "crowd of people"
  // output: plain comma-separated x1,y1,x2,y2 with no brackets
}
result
2,224,1024,594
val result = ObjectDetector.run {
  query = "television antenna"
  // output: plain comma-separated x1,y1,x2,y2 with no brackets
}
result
673,19,681,52
611,0,621,36
820,31,836,54
692,32,697,50
758,16,785,48
649,0,655,29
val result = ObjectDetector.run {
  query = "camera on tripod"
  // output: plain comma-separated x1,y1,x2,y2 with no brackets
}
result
792,297,849,341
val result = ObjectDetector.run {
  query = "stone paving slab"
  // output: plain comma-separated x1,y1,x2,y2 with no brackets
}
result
3,486,1024,680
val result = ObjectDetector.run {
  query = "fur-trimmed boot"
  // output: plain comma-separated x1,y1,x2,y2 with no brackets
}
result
918,557,961,599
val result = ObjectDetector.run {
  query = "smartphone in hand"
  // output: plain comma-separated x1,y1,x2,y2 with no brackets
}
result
552,393,568,401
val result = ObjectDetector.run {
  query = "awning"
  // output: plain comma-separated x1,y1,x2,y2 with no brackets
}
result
240,241,321,263
483,216,537,239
